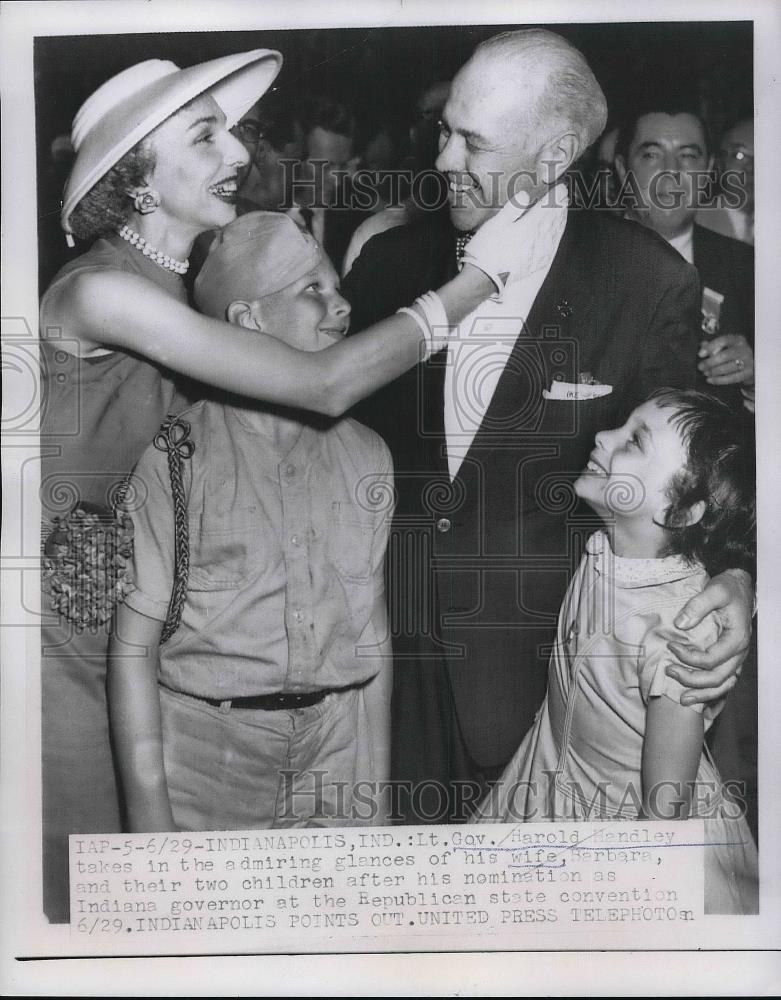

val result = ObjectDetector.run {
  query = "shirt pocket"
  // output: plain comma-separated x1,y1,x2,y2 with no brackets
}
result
328,503,375,582
187,527,252,591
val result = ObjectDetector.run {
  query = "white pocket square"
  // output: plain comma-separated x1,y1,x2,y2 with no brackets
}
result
543,380,613,400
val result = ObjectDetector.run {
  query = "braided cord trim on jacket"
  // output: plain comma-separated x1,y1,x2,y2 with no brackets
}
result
153,415,194,643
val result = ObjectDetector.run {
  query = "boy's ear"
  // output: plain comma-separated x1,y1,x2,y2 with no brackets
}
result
226,300,256,329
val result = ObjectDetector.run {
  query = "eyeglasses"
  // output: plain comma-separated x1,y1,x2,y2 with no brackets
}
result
232,121,262,144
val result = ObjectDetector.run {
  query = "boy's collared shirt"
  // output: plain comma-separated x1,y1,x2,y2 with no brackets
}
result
125,400,393,700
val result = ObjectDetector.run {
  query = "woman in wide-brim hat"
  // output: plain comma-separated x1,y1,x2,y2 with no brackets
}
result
39,48,503,923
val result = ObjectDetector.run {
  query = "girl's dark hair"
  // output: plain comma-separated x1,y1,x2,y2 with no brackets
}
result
68,141,157,242
650,388,755,578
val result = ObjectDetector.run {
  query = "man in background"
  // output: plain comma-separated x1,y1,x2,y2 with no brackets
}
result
697,117,754,246
232,94,305,213
288,96,367,273
615,104,754,409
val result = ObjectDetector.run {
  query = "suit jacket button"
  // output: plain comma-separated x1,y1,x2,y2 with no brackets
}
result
436,517,451,533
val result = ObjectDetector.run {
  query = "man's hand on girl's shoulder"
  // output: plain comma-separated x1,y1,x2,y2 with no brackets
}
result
667,569,753,705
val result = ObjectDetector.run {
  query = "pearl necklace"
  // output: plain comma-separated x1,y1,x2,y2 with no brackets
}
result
118,225,189,275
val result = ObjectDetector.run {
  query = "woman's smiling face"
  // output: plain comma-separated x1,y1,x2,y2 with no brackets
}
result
145,94,250,236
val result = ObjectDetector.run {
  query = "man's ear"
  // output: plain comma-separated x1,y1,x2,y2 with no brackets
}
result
226,300,257,329
614,154,627,184
536,131,580,185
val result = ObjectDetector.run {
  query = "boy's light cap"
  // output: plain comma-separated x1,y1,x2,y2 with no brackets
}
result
194,211,321,320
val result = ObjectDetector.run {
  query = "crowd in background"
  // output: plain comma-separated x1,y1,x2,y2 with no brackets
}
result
36,22,753,290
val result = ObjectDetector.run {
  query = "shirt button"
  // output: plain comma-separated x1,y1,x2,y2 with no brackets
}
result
293,610,304,623
285,464,296,478
436,517,451,533
291,534,301,547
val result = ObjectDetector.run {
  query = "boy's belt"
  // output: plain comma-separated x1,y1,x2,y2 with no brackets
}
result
182,689,335,711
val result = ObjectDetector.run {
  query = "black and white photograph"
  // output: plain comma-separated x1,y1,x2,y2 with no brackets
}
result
2,0,779,994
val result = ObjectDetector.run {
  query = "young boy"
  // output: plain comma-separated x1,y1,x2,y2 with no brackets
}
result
108,212,394,831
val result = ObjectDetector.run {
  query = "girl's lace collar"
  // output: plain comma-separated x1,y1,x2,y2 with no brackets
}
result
586,531,705,588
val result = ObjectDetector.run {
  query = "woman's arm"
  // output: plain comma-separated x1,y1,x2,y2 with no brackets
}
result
641,697,704,820
46,263,492,418
107,603,176,832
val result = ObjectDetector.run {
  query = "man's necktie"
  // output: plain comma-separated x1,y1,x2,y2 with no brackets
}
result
299,206,314,233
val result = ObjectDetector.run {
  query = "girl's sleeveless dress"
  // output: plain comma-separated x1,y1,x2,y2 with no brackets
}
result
475,531,759,915
39,235,188,921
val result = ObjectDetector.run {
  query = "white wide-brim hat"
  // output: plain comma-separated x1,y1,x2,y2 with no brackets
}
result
61,48,282,234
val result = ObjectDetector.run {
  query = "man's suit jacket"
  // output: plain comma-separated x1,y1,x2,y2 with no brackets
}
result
321,204,371,275
689,223,754,408
692,223,754,343
343,209,700,768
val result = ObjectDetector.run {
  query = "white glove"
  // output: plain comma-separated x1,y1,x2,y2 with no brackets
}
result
461,183,569,300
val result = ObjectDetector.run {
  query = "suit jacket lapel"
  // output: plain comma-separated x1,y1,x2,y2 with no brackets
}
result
692,223,707,270
692,223,723,292
521,210,583,343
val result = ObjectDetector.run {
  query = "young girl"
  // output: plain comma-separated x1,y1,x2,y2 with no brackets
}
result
475,388,758,914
